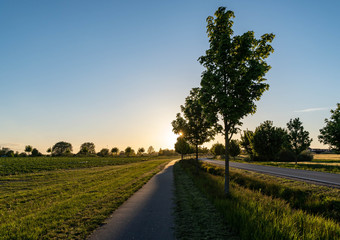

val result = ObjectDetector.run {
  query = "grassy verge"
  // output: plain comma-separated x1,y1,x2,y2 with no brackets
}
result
173,162,238,239
0,156,177,176
0,158,171,239
180,160,340,240
200,162,340,222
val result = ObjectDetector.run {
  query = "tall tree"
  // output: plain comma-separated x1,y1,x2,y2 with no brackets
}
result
199,7,275,194
172,87,217,165
319,103,340,152
287,118,312,164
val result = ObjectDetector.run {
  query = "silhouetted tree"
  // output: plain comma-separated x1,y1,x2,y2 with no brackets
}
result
287,118,312,164
125,147,133,157
199,7,275,194
79,142,96,155
319,103,340,152
97,148,110,157
210,143,225,157
25,145,33,155
172,88,217,166
52,141,73,156
31,148,41,157
138,147,145,155
175,137,191,160
252,121,288,161
147,146,155,155
111,147,119,155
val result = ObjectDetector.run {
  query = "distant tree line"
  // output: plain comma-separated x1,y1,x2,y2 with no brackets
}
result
0,142,165,158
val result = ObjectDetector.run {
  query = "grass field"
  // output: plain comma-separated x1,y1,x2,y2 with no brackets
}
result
0,157,173,239
178,159,340,240
0,156,168,176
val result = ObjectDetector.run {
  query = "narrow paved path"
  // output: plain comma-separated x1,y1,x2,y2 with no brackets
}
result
88,160,178,240
202,159,340,188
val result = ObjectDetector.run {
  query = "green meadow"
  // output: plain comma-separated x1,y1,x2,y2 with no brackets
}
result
0,157,172,239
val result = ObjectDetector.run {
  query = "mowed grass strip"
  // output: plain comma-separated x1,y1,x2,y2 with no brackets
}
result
173,162,238,240
180,160,340,240
0,159,171,239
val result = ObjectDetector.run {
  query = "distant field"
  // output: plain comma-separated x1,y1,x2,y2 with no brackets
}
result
0,156,171,176
313,154,340,161
0,157,173,239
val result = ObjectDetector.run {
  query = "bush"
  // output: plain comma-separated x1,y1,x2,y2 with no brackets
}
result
278,150,296,162
297,150,313,162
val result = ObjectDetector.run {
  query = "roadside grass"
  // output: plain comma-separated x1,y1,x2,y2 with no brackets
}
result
173,162,238,240
227,154,340,174
200,162,340,222
0,156,177,176
180,160,340,240
0,159,171,239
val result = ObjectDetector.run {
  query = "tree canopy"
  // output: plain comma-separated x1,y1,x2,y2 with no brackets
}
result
172,87,217,161
319,103,340,152
79,142,96,155
286,118,312,158
252,121,288,161
174,137,190,160
52,141,73,156
199,7,275,193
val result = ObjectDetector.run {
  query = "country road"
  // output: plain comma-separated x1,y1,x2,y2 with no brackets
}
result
201,159,340,188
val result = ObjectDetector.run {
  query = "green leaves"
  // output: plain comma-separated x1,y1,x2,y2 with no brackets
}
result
319,103,340,152
199,7,275,136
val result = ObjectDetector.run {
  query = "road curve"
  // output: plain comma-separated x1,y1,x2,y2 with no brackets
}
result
201,159,340,188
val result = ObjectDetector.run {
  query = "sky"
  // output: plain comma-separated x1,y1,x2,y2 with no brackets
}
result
1,0,339,153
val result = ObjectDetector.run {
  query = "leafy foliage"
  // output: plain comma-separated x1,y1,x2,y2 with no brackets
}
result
198,7,275,193
111,147,119,155
252,121,288,161
210,143,225,156
319,103,340,152
174,137,191,160
287,118,312,156
172,88,217,160
52,141,73,156
79,142,96,155
240,130,254,156
229,140,241,159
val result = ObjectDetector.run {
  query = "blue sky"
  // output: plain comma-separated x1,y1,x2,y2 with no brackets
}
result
1,0,339,153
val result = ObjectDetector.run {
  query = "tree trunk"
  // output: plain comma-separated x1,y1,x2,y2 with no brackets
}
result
224,128,230,195
196,144,199,173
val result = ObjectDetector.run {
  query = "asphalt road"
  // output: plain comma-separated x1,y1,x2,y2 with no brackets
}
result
88,160,177,240
201,159,340,188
